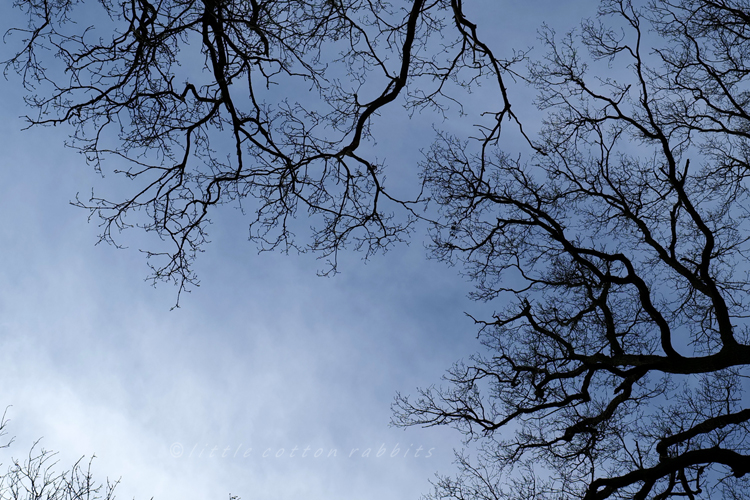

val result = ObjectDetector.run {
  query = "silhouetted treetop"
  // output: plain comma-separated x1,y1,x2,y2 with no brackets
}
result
5,0,524,294
400,1,750,498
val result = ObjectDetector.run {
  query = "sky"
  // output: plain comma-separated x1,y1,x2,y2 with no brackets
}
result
0,2,597,500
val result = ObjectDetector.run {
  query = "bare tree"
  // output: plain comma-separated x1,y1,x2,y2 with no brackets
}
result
0,412,117,500
5,0,750,499
3,0,522,299
394,0,750,498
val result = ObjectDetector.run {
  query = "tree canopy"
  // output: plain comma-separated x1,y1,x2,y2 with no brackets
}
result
0,413,117,500
6,0,750,498
6,0,522,294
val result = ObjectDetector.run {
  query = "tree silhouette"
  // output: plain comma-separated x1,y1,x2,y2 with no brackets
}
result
6,0,750,498
4,0,523,297
394,1,750,497
0,412,117,500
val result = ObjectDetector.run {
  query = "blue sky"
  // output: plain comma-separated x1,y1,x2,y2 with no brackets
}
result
0,2,597,499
